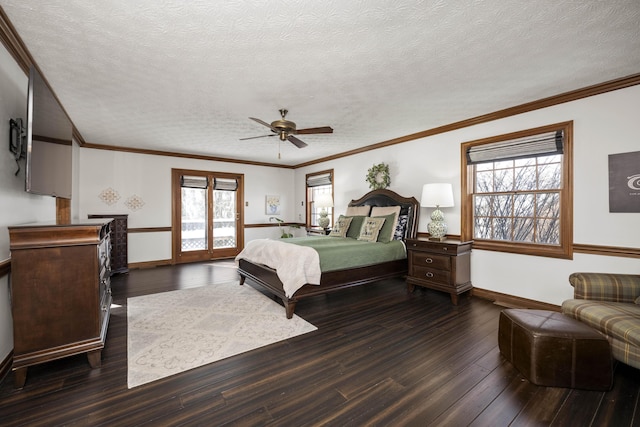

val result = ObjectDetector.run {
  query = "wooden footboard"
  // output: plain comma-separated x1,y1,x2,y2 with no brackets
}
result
238,258,408,318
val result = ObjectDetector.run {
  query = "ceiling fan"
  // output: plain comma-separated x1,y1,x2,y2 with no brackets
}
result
240,109,333,148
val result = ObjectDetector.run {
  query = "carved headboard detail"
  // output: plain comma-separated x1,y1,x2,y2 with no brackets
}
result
348,189,420,240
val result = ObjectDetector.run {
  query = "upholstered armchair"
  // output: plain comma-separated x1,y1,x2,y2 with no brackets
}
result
561,272,640,370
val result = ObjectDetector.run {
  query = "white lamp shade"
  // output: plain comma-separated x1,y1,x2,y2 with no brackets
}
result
421,183,454,208
314,193,334,208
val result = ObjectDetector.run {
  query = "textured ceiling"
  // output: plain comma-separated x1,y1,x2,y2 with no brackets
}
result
2,1,640,166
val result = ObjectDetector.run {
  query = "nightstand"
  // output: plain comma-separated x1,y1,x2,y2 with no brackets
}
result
306,227,331,236
406,238,472,304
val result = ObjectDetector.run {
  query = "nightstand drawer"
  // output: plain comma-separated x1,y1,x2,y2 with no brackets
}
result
413,265,451,285
407,240,461,255
411,251,450,271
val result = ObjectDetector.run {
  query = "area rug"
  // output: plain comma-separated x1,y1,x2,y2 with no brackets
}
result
127,281,317,388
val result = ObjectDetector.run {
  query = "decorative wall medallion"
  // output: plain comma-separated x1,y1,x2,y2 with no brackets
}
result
366,163,391,190
125,194,145,211
99,187,121,205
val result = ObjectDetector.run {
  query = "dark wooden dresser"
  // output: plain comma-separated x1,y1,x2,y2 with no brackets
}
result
89,214,128,274
406,238,472,305
8,219,113,388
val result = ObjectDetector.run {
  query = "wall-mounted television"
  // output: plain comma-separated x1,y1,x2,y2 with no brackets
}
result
25,66,73,199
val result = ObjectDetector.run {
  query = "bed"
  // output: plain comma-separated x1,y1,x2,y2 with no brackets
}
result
237,189,419,318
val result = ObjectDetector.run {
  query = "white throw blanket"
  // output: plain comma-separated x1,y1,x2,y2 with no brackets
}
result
235,239,321,297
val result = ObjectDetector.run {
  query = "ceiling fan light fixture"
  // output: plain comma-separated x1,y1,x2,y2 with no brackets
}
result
242,109,332,152
271,119,296,133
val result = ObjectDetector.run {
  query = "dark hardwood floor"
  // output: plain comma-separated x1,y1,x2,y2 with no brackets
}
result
0,261,638,426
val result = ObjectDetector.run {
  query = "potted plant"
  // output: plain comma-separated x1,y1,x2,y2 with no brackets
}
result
269,217,300,238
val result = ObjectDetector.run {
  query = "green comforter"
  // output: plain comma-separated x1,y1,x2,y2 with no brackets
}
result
284,236,407,272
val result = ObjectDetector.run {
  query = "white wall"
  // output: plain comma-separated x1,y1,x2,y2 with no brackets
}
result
0,45,57,365
2,39,639,368
80,86,640,307
295,85,640,306
78,149,299,263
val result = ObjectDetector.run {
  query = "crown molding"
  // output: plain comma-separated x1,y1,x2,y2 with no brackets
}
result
0,7,31,73
82,142,295,169
294,72,640,168
0,7,86,146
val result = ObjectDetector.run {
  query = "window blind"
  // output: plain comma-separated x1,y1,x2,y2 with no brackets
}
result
181,175,208,189
213,177,238,191
306,172,332,187
466,130,563,165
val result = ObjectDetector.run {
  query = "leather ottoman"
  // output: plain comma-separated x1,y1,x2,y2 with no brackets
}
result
498,309,612,390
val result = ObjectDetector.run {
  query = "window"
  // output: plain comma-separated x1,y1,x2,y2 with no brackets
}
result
461,122,573,259
306,169,334,228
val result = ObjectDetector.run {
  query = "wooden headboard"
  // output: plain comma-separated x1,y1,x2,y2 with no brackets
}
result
348,189,420,240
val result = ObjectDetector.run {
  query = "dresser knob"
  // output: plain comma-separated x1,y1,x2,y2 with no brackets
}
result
443,247,448,251
426,272,434,278
425,258,433,263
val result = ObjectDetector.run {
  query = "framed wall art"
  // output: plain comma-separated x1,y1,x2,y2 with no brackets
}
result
608,151,640,213
265,195,281,215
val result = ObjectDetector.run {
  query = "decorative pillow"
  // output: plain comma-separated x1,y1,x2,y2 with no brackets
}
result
346,215,367,239
393,214,409,240
370,206,401,234
346,205,371,217
357,217,386,242
328,215,353,238
636,296,640,305
372,213,397,243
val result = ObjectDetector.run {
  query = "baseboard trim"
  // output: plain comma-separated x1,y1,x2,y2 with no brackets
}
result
473,288,561,311
0,350,13,386
128,259,173,270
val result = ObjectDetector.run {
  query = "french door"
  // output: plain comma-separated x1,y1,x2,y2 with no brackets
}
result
172,169,244,264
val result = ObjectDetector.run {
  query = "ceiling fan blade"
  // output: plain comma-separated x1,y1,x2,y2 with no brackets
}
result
287,135,308,148
239,134,276,141
249,117,276,130
296,126,333,135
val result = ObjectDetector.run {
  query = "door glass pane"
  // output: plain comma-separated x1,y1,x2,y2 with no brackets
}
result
181,187,207,251
213,189,236,249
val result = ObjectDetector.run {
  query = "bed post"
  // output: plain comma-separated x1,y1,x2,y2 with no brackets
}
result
283,299,297,319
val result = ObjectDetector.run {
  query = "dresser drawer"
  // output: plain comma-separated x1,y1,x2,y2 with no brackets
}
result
411,251,450,271
413,265,451,285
